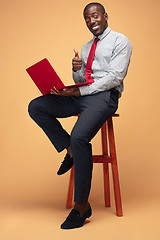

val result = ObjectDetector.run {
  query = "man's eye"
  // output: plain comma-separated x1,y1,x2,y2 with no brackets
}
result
93,15,98,19
85,18,90,23
85,19,90,23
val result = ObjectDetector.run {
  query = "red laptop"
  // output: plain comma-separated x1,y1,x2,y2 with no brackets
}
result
26,58,92,95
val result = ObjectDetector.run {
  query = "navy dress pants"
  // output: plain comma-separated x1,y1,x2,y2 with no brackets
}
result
28,88,119,202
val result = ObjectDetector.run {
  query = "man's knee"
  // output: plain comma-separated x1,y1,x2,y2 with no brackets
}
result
70,130,88,147
28,98,40,120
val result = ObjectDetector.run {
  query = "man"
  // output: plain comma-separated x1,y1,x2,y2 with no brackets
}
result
28,2,132,229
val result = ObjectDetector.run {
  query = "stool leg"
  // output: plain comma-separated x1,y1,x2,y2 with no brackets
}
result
111,163,123,216
101,123,111,207
66,166,74,208
103,162,111,207
107,117,123,216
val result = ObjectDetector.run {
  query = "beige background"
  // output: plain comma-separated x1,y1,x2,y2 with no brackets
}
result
0,0,160,239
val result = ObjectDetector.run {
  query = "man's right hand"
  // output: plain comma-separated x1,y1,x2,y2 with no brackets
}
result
72,49,82,72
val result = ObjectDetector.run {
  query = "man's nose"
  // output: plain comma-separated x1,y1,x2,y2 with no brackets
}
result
90,17,96,24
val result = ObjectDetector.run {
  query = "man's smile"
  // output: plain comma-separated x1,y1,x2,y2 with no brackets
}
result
91,25,99,31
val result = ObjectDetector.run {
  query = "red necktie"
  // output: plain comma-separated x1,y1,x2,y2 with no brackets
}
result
85,38,99,84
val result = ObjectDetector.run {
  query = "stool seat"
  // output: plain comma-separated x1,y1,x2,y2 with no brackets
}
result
66,113,123,217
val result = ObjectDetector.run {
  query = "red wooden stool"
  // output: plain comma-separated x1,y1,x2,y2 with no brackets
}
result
66,114,123,217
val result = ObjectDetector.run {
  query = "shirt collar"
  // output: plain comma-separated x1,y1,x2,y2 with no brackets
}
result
93,26,111,41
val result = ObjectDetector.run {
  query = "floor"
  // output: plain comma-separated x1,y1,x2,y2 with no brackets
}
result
0,197,160,240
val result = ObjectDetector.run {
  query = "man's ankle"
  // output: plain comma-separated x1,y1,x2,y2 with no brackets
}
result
74,201,89,216
66,146,72,158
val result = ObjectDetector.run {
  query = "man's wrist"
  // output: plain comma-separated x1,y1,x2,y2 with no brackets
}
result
72,67,78,72
76,87,81,96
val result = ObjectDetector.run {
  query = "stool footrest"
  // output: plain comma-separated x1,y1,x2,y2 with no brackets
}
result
93,155,112,163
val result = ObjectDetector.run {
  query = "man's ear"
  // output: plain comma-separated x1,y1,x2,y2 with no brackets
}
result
104,12,109,21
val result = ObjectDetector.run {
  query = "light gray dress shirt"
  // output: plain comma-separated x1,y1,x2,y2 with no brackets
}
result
73,26,132,97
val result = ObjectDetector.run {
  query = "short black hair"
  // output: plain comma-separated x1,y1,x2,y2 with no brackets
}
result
83,2,106,16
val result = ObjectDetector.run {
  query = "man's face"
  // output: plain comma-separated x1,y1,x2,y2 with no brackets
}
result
84,5,108,36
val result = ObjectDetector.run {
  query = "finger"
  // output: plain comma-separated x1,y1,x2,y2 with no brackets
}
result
73,49,79,58
50,87,59,95
72,60,82,69
73,64,82,69
72,62,82,67
72,58,82,63
54,86,59,92
50,89,57,95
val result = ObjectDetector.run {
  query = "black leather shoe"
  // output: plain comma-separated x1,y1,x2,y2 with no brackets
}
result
57,153,73,175
61,203,92,229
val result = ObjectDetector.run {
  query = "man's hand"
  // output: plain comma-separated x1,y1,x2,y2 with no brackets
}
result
72,49,82,72
50,87,81,96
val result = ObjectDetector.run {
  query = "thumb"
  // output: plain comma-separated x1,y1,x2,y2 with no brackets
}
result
73,49,79,58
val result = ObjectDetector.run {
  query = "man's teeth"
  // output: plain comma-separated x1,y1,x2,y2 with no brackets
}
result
92,26,99,30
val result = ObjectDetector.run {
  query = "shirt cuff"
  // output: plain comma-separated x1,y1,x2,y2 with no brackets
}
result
72,70,80,83
79,85,90,96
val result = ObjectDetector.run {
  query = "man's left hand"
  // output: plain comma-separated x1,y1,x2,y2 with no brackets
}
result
50,87,81,96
